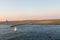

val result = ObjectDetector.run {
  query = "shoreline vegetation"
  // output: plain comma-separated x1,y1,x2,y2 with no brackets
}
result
0,19,60,26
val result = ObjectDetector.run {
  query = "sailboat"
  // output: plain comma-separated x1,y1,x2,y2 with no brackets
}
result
14,27,17,32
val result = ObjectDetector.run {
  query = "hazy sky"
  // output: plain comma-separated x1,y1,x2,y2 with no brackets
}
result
0,0,60,21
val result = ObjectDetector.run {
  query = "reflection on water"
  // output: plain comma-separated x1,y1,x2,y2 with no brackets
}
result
0,25,60,40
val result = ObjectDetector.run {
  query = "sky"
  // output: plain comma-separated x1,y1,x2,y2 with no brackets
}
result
0,0,60,21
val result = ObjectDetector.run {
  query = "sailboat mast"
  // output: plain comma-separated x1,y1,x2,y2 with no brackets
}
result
5,18,8,25
6,18,8,22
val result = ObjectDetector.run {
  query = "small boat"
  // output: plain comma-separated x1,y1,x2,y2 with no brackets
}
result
10,26,14,27
14,27,17,32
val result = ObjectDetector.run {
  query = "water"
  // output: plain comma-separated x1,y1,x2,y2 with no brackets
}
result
0,25,60,40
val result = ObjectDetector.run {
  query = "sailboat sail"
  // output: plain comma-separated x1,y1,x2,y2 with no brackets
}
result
14,27,17,32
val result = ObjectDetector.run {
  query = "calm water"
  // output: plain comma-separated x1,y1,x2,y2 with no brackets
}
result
0,25,60,40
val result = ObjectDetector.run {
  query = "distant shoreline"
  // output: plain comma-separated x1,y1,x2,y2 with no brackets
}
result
0,19,60,26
